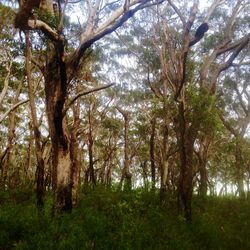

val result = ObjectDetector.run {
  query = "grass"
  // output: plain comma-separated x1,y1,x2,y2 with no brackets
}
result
0,186,250,250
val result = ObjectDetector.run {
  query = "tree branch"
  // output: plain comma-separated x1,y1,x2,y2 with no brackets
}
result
0,62,12,105
204,0,225,22
68,0,164,76
0,99,29,123
167,0,186,26
63,83,113,116
27,19,60,42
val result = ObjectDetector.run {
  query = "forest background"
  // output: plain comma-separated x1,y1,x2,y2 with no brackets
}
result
0,0,250,249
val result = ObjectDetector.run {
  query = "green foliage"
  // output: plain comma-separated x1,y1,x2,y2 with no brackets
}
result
34,8,59,30
1,188,250,249
186,85,223,135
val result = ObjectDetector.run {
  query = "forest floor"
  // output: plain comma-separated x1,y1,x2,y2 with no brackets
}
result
0,186,250,250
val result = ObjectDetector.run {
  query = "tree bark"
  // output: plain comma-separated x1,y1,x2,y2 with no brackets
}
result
25,31,45,208
1,82,22,187
235,137,245,199
176,101,197,221
44,41,72,213
118,109,132,191
70,102,81,206
150,117,156,190
86,107,96,185
159,109,169,203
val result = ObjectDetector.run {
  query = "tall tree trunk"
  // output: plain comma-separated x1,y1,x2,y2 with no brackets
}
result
1,113,16,187
235,137,245,199
44,41,72,213
117,108,132,191
160,110,169,203
25,31,45,208
197,138,210,198
122,111,132,190
87,108,96,185
70,101,81,206
199,160,208,198
150,117,156,190
176,101,196,221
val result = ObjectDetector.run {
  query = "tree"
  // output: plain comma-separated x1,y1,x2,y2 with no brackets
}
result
14,0,164,213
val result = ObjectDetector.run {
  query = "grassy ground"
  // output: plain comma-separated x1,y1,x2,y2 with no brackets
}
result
0,186,250,250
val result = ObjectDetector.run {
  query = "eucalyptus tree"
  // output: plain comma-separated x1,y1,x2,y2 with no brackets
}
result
218,69,250,198
13,0,166,213
134,0,250,220
0,4,29,187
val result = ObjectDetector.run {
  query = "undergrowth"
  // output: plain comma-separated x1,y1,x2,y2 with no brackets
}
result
0,186,249,250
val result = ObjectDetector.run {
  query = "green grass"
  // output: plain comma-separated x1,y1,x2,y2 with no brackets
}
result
0,187,250,250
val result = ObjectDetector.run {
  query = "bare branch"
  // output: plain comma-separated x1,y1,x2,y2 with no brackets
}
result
0,99,29,123
27,19,60,42
204,0,225,22
218,111,238,136
167,0,186,26
233,81,248,116
69,0,164,75
218,35,250,73
216,34,250,57
63,83,114,116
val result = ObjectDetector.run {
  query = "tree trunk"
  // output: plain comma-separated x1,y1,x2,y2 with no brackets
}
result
123,112,132,191
176,101,196,221
70,105,81,206
150,117,156,190
44,42,72,213
87,108,96,185
160,110,169,203
25,32,45,208
199,161,208,197
1,82,22,187
117,109,132,191
235,137,245,199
